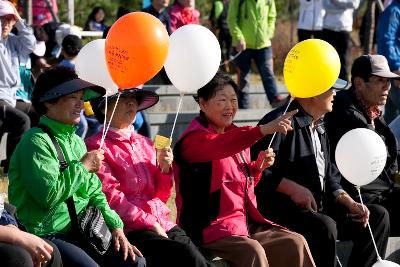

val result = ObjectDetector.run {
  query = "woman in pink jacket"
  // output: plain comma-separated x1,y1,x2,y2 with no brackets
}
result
86,88,210,267
173,72,315,267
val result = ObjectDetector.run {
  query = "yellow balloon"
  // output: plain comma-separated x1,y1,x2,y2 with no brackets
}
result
84,101,94,116
283,39,341,98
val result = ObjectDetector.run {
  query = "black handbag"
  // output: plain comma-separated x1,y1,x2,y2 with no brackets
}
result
39,124,112,255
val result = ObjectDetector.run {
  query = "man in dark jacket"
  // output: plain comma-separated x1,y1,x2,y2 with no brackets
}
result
325,54,400,237
251,79,390,267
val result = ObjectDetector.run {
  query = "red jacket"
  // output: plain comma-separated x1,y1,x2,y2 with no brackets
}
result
173,116,279,245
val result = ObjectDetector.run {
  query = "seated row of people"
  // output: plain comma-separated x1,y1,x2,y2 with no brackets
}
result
3,53,400,267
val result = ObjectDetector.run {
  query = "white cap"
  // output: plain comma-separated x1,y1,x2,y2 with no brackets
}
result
33,41,46,56
0,1,15,18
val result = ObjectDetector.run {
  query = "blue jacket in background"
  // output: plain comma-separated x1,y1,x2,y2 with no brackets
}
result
377,0,400,71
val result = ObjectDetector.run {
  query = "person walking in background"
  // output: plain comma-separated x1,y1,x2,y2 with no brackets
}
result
168,0,200,33
227,0,283,109
83,7,108,32
0,0,36,173
297,0,325,41
209,0,232,72
322,0,360,81
377,0,400,123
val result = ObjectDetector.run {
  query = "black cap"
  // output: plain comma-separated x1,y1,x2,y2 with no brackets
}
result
39,78,106,103
95,88,159,112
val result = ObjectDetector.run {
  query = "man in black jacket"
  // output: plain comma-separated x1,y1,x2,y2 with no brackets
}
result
251,79,389,267
325,54,400,237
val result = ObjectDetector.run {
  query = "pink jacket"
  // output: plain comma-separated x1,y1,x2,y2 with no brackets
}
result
32,0,58,26
86,129,175,233
168,3,200,33
174,117,279,245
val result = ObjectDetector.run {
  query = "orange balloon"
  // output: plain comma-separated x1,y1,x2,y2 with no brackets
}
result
105,12,169,90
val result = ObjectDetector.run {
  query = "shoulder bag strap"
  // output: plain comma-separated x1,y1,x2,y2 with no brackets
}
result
37,124,80,233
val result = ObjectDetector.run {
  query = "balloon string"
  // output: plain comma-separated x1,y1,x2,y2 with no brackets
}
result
357,186,382,261
101,94,108,139
169,93,184,141
259,97,294,169
100,92,121,149
336,256,343,267
220,50,242,66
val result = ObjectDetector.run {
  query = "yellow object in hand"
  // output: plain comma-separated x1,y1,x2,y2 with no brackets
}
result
154,135,171,149
84,102,94,116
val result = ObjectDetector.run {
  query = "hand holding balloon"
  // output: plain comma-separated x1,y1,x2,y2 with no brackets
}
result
259,110,297,136
256,148,275,171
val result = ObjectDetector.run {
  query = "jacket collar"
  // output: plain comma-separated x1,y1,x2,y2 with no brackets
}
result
101,126,138,142
342,88,379,125
290,99,326,133
39,116,76,136
291,100,313,128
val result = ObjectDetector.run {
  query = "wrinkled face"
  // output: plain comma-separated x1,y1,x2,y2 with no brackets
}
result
45,91,84,125
106,95,138,129
199,85,238,133
311,88,336,114
357,75,391,106
1,15,16,39
95,9,105,23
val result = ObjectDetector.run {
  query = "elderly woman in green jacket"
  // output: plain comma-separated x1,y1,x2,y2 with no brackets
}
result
8,66,145,267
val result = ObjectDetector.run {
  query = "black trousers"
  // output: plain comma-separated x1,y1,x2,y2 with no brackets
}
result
0,100,32,173
0,239,62,267
322,29,351,81
126,226,211,267
45,233,145,267
262,204,389,267
361,186,400,237
297,29,323,42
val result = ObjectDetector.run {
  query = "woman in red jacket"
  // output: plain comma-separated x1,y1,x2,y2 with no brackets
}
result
173,72,315,267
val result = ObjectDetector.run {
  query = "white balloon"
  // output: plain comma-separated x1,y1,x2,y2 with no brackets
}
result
164,24,221,94
372,259,400,267
76,39,118,96
335,128,387,186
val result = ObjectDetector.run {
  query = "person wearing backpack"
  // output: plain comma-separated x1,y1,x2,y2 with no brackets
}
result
209,0,232,72
227,0,284,109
